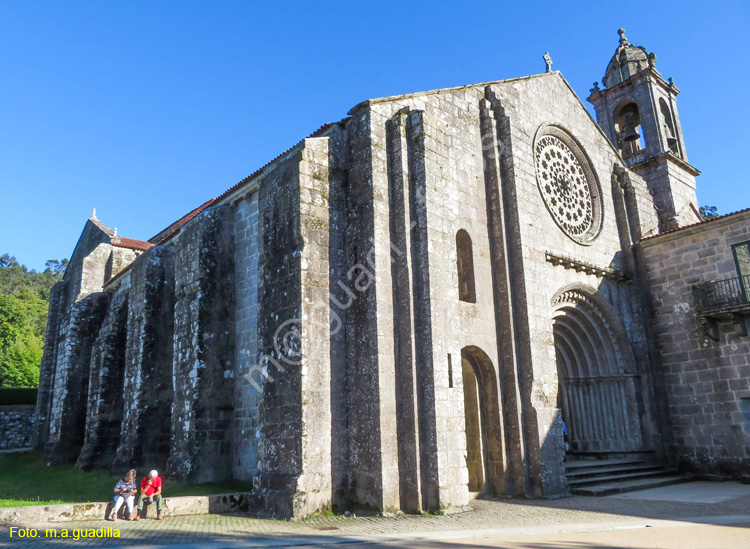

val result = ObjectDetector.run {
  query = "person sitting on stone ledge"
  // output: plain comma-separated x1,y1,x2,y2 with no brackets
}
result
134,469,164,520
109,469,137,521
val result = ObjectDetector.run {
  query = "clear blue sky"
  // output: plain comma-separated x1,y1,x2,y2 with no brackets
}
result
1,1,747,271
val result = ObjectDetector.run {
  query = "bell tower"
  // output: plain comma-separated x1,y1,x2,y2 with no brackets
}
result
588,29,701,230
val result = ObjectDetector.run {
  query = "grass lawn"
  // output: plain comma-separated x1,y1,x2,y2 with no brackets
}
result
0,451,253,508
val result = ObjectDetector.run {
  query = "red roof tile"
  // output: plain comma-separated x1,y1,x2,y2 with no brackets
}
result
210,122,336,206
149,199,216,245
640,207,750,242
113,237,155,251
149,121,341,246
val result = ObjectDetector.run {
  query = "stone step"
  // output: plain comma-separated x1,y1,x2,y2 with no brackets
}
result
567,468,675,487
565,463,663,479
570,474,691,496
564,458,646,471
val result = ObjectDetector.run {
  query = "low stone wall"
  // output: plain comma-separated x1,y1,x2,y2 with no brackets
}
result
0,493,251,525
0,406,35,450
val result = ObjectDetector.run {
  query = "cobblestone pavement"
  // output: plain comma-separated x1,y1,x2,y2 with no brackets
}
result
2,488,750,548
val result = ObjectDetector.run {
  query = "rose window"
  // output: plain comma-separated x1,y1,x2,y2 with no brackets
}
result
534,132,602,244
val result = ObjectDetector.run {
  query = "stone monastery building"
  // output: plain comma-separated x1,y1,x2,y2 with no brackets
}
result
35,29,750,517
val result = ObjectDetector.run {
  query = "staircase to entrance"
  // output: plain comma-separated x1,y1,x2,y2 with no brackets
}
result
565,457,691,496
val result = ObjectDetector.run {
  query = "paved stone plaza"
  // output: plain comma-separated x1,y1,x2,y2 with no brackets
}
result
2,483,750,548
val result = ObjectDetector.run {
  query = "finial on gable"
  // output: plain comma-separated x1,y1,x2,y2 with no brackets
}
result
618,28,629,46
113,227,118,238
91,208,97,220
543,52,553,73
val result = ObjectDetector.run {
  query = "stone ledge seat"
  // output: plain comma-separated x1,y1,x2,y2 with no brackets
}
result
0,493,252,525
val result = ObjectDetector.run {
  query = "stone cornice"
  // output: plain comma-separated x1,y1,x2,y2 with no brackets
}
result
545,251,631,280
587,67,679,103
629,150,701,177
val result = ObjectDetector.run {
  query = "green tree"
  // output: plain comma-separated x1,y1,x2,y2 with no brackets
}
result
0,330,42,387
45,259,68,276
699,205,720,221
0,295,24,352
0,254,18,269
0,295,42,387
0,255,67,387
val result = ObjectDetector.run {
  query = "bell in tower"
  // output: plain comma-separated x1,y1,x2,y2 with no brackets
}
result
588,28,701,231
621,112,641,141
621,118,640,142
616,102,644,154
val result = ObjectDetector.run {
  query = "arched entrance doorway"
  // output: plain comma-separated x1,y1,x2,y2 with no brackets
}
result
551,286,644,454
461,346,504,495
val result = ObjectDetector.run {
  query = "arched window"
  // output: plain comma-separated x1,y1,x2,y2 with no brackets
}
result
614,103,646,155
456,230,476,303
659,98,680,155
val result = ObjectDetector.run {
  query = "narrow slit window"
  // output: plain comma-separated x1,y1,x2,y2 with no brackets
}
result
456,230,476,303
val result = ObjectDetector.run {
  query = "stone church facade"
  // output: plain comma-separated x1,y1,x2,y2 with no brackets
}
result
35,30,750,517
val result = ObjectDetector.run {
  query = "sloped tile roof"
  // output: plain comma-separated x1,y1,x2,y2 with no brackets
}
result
640,207,750,242
148,199,216,245
113,237,155,251
149,121,339,245
105,121,343,291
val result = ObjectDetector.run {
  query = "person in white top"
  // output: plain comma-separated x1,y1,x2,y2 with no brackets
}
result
110,469,138,520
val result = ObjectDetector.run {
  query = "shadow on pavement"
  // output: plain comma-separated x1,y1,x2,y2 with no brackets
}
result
2,482,749,548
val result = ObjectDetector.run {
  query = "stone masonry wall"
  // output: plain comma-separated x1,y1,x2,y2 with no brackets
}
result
249,130,344,517
168,205,235,484
485,74,662,494
44,294,107,465
326,125,350,511
61,219,113,306
295,135,337,515
106,246,139,280
34,280,66,449
640,211,750,478
36,219,113,451
114,246,175,472
251,146,305,516
77,290,129,470
345,72,662,508
233,192,260,480
344,104,392,511
0,407,35,450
